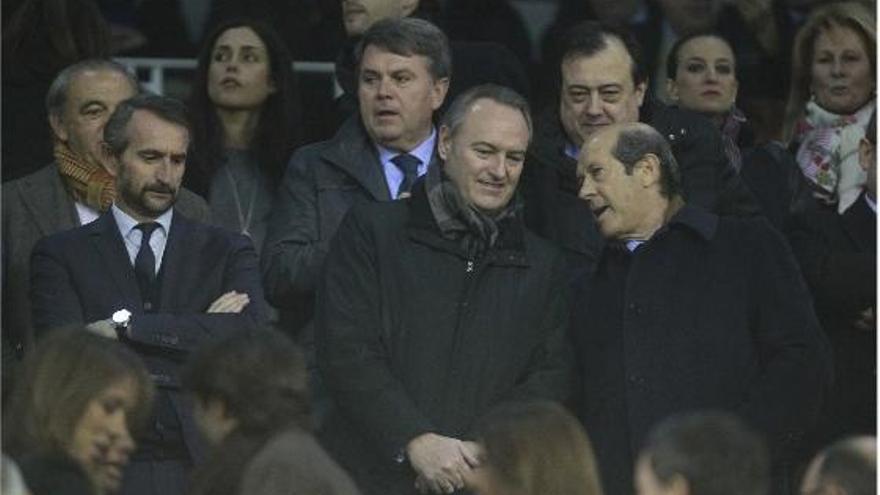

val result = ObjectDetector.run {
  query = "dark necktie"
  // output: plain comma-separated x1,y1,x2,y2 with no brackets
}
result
134,222,160,305
392,153,421,198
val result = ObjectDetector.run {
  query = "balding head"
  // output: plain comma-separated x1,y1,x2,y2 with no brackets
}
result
802,436,876,495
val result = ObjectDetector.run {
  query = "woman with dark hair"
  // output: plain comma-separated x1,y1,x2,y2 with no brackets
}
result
184,329,359,495
187,19,302,254
666,31,814,228
3,329,155,495
465,401,605,495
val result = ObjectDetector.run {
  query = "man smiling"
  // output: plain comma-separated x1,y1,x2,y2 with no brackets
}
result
317,85,572,495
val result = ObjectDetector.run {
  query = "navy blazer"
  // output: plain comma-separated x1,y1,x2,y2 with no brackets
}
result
29,209,265,461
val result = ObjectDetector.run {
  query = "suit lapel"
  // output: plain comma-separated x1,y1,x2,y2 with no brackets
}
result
20,164,80,236
89,214,141,307
323,119,391,200
841,194,876,252
157,210,189,311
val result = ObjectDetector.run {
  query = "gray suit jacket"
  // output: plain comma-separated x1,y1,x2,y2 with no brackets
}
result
2,163,210,355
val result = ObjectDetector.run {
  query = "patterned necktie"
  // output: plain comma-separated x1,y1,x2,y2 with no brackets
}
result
134,222,160,305
392,153,421,198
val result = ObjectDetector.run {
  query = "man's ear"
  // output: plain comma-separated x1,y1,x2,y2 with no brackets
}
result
438,125,452,161
101,142,120,177
635,79,648,109
400,0,419,17
430,77,450,111
49,113,68,143
635,153,662,188
859,136,873,172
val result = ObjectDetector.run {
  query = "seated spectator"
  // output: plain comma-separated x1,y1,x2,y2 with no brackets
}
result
187,19,302,255
800,436,876,495
635,411,770,495
783,2,875,212
183,329,360,495
3,329,154,495
465,401,604,495
666,32,814,228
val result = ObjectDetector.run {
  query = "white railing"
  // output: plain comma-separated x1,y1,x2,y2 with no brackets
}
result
115,57,336,95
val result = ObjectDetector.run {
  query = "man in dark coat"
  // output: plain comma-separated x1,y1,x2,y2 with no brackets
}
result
570,122,831,495
29,94,265,495
317,85,572,495
263,17,449,339
520,21,759,275
788,112,876,451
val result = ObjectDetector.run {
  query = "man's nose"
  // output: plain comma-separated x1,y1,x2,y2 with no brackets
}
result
577,178,596,200
376,76,392,98
585,95,602,116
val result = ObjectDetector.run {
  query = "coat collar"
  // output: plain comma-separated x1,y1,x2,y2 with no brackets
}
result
320,116,392,200
841,192,876,251
405,178,529,266
662,203,719,242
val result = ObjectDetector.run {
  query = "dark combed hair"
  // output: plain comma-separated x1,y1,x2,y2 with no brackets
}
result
665,32,737,82
186,18,302,198
355,17,452,81
103,93,189,157
557,20,647,87
612,124,682,199
184,329,311,495
641,411,770,495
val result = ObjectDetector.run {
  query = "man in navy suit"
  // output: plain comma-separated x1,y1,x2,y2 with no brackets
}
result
29,94,265,495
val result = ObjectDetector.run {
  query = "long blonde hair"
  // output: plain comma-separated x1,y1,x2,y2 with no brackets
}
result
783,1,876,142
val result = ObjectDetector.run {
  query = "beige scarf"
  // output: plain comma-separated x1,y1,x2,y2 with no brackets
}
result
54,142,115,212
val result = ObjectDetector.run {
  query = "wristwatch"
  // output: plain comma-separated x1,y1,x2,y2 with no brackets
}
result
111,309,132,339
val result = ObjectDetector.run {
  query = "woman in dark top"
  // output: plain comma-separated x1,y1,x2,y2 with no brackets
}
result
666,32,813,228
187,19,301,254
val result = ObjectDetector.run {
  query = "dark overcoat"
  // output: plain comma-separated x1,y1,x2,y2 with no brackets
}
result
317,181,573,495
572,206,832,495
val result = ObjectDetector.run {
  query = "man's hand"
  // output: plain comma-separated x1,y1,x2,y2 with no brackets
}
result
407,433,479,494
206,291,250,313
85,319,118,339
854,307,875,332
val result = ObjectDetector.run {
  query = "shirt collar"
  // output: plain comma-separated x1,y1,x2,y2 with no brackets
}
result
563,140,580,160
111,204,173,237
376,127,437,167
865,193,876,213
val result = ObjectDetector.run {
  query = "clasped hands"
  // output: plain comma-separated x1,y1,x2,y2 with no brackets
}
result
407,432,482,494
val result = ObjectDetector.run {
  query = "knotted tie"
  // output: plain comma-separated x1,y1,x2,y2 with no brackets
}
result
391,153,421,198
134,222,160,305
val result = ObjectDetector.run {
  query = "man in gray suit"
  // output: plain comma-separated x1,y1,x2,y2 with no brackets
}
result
262,17,450,338
2,60,208,382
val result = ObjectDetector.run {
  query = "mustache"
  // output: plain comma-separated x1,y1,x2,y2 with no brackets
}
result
144,184,176,194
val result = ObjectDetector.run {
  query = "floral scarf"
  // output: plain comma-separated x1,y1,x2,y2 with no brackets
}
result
794,100,875,213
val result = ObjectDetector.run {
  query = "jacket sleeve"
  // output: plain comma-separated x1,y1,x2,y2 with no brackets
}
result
316,210,435,459
29,237,87,332
261,149,328,309
736,219,832,455
495,252,574,407
30,233,265,350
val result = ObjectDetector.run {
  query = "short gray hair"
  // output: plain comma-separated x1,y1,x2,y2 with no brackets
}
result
612,124,682,198
45,59,139,119
440,84,532,140
356,17,452,81
103,94,189,157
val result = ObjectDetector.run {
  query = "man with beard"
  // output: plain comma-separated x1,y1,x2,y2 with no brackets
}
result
2,59,208,380
29,94,266,495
